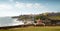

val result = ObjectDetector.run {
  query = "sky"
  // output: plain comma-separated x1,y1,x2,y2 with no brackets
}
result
0,0,60,17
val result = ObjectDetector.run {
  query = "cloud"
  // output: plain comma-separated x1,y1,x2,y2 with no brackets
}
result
0,4,13,10
9,0,14,2
0,2,49,17
0,4,18,17
26,3,33,9
15,2,25,9
15,2,49,14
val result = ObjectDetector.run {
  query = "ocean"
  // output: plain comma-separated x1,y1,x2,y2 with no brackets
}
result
0,17,24,27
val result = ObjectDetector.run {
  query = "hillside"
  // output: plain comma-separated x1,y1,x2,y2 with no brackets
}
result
12,12,60,21
43,12,60,20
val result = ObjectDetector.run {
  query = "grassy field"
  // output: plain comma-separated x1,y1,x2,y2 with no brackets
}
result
0,26,60,31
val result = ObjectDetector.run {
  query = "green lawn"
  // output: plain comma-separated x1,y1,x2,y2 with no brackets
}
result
0,26,60,31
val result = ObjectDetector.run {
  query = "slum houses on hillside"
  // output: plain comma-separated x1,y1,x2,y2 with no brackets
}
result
12,13,60,26
12,15,45,26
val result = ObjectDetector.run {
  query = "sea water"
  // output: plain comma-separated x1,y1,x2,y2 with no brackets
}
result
0,17,24,27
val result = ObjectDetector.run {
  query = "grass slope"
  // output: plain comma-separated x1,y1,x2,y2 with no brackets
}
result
0,26,60,31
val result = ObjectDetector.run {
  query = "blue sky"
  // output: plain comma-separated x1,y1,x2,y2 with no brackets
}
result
0,0,60,17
